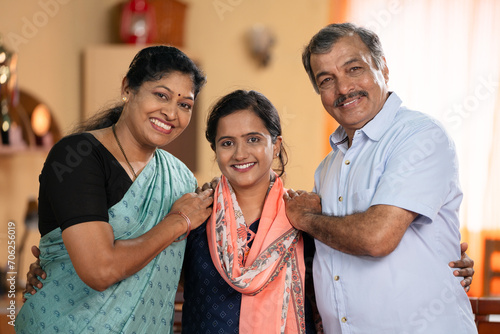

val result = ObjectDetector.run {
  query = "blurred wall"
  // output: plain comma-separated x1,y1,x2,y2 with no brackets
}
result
0,0,330,274
0,0,126,276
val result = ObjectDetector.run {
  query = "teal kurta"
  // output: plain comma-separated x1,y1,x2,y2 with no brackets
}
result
16,149,196,334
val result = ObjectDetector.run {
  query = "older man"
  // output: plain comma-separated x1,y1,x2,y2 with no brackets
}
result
284,23,477,333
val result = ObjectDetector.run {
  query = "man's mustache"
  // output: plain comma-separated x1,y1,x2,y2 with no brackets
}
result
334,91,368,107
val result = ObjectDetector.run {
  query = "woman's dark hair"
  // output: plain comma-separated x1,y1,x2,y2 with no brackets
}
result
74,46,206,132
205,90,288,177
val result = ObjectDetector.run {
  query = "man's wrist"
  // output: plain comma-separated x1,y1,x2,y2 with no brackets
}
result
296,212,316,234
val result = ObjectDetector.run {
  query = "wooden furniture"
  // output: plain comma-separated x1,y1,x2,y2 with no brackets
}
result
149,0,188,46
0,313,15,334
0,294,22,334
483,239,500,296
173,288,184,333
173,285,184,334
470,297,500,334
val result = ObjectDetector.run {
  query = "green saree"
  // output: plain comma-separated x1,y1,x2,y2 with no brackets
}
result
16,149,196,333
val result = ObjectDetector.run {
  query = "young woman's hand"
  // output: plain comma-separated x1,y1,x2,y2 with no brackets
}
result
449,242,475,292
22,246,45,302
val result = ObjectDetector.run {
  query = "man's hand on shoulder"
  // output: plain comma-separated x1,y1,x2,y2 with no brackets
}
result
195,177,220,195
283,189,322,232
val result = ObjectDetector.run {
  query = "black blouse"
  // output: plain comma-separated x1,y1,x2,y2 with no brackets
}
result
38,133,132,236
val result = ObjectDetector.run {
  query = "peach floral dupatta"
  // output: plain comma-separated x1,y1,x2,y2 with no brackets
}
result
207,173,306,334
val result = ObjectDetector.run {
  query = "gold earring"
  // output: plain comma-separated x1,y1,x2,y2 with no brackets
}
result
122,96,128,102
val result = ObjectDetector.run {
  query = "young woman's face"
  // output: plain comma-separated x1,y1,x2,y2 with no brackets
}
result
123,71,195,148
214,109,281,193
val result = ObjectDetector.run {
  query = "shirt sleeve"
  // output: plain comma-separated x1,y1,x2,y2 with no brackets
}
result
40,134,110,231
370,121,461,223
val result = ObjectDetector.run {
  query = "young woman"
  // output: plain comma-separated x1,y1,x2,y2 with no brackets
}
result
182,90,317,333
16,46,213,334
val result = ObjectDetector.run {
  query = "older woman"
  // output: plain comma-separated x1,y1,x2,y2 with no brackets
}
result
16,46,213,333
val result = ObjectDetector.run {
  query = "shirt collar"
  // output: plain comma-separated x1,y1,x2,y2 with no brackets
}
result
329,92,402,150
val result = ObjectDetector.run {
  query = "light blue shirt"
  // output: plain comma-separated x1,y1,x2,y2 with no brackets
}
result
312,93,477,334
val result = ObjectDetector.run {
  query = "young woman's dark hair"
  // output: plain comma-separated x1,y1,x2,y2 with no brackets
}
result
75,46,206,132
205,90,288,177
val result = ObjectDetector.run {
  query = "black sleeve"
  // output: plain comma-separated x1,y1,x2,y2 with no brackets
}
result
38,133,111,236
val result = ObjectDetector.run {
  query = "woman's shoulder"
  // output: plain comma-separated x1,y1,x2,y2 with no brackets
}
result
48,132,102,157
156,149,197,185
156,148,188,166
42,132,111,182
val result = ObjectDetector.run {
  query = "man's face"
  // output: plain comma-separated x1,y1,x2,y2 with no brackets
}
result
310,34,389,139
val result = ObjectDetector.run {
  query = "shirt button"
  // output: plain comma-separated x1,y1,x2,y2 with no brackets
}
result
341,317,347,323
345,160,350,165
338,196,343,202
334,275,340,281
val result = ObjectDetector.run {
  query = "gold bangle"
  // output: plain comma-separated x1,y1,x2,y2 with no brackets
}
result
166,211,191,242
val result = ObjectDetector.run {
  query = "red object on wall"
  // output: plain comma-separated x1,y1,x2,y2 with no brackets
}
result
120,0,157,44
149,0,187,47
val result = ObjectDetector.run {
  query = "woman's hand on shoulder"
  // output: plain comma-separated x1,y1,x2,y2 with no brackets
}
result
170,188,214,230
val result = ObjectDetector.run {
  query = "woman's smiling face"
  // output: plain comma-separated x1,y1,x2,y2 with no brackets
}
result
123,71,195,149
214,109,281,193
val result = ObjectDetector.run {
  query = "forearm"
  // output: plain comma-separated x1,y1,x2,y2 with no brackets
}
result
291,205,416,257
105,215,187,286
298,211,386,256
63,215,187,291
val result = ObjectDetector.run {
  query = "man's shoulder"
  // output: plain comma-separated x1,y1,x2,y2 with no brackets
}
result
393,106,448,135
386,107,457,156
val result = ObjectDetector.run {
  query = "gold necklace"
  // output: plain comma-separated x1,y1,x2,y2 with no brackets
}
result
112,124,137,180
